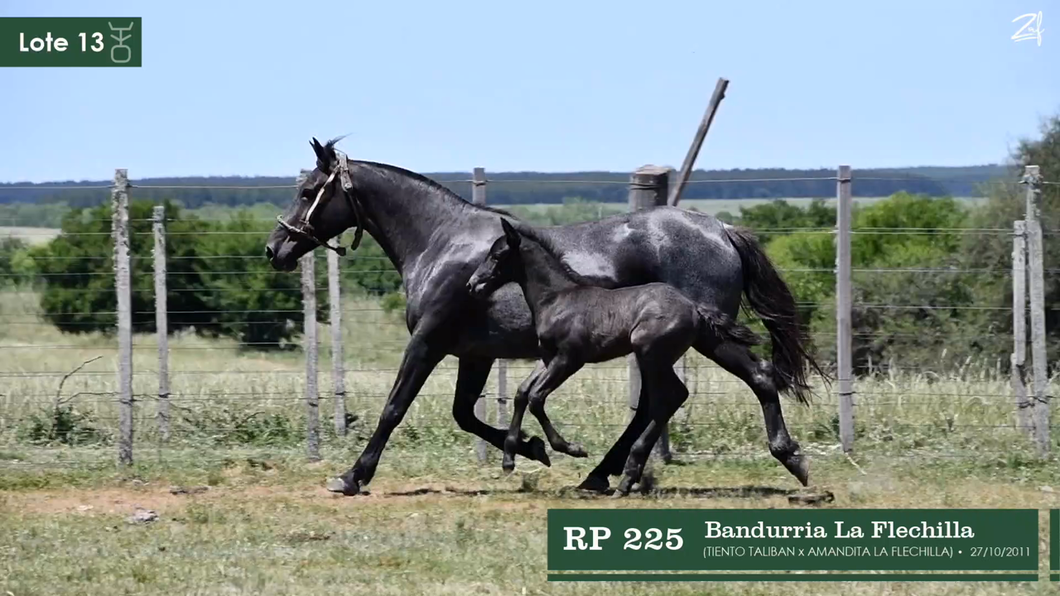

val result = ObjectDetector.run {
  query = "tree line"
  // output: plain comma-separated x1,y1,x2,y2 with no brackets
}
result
0,164,1008,211
1,114,1056,373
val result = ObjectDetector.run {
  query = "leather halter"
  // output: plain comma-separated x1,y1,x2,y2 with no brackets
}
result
276,150,364,256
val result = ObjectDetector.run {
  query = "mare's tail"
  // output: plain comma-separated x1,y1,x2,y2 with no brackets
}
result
721,225,826,405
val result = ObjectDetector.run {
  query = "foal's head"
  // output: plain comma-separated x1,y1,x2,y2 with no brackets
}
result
467,218,523,299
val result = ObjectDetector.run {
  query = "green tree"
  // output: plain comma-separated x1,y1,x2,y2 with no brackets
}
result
760,193,973,371
31,201,322,348
962,111,1060,362
189,210,326,348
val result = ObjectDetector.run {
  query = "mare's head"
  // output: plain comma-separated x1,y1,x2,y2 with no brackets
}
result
265,137,362,271
467,218,523,299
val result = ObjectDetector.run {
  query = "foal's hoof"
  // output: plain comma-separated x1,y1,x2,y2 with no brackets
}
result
527,436,552,467
325,476,362,496
612,476,635,498
576,474,610,493
566,443,588,458
502,457,516,475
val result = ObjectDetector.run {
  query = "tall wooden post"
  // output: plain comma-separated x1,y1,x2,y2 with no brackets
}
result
628,165,672,462
1023,165,1050,457
471,167,491,463
152,205,170,442
302,253,321,461
113,169,134,465
835,165,854,453
1011,220,1031,433
328,248,347,437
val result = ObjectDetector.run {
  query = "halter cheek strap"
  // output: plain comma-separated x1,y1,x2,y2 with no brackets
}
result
276,150,364,256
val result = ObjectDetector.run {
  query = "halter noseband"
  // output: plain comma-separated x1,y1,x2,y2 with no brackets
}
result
276,150,365,257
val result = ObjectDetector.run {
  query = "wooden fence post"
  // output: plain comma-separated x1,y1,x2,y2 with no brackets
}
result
112,169,134,465
1011,220,1032,433
328,247,347,437
152,205,170,443
1023,165,1050,457
627,165,672,462
471,167,491,462
835,165,855,453
301,253,321,461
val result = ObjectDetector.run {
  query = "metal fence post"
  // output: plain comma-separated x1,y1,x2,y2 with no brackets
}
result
627,165,672,462
328,247,347,437
301,253,321,461
152,205,170,443
112,169,134,465
1023,165,1050,457
1011,220,1032,433
835,165,855,453
471,167,491,462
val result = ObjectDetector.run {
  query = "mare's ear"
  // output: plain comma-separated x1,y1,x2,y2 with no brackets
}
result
501,218,520,249
310,138,331,172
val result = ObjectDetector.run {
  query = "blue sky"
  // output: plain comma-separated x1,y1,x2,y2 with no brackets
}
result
1,0,1057,182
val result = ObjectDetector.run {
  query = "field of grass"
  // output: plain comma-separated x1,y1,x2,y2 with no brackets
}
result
0,226,60,245
1,284,1058,593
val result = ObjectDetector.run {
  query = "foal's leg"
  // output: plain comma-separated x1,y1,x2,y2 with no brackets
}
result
615,363,689,496
504,356,583,473
698,339,808,486
527,374,590,459
451,357,550,466
576,385,650,492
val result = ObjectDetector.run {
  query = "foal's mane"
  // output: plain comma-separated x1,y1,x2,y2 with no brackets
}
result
505,218,613,288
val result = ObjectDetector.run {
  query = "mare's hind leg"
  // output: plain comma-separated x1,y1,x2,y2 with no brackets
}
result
504,356,583,473
615,363,689,496
451,357,550,466
699,339,808,486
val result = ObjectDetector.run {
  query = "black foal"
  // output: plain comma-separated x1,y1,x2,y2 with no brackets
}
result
467,218,760,495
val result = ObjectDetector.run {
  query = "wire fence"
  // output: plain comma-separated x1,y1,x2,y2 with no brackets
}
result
0,165,1056,473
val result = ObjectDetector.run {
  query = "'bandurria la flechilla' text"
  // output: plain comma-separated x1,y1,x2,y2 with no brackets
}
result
704,521,974,539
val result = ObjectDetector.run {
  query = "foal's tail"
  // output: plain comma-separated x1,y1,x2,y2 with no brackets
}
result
722,225,826,405
694,304,762,349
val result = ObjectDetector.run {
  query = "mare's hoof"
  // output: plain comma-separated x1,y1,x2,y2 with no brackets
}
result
576,474,610,493
528,437,552,467
567,443,589,458
502,458,516,474
782,452,810,487
325,477,362,496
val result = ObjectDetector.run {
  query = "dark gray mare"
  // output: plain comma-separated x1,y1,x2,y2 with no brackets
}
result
467,218,764,495
265,137,823,496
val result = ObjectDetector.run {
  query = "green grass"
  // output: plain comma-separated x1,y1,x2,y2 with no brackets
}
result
1,287,1057,594
1,449,1058,595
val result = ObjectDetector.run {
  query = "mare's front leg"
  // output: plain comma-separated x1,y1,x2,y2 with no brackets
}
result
503,356,583,473
327,329,446,496
451,357,551,466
